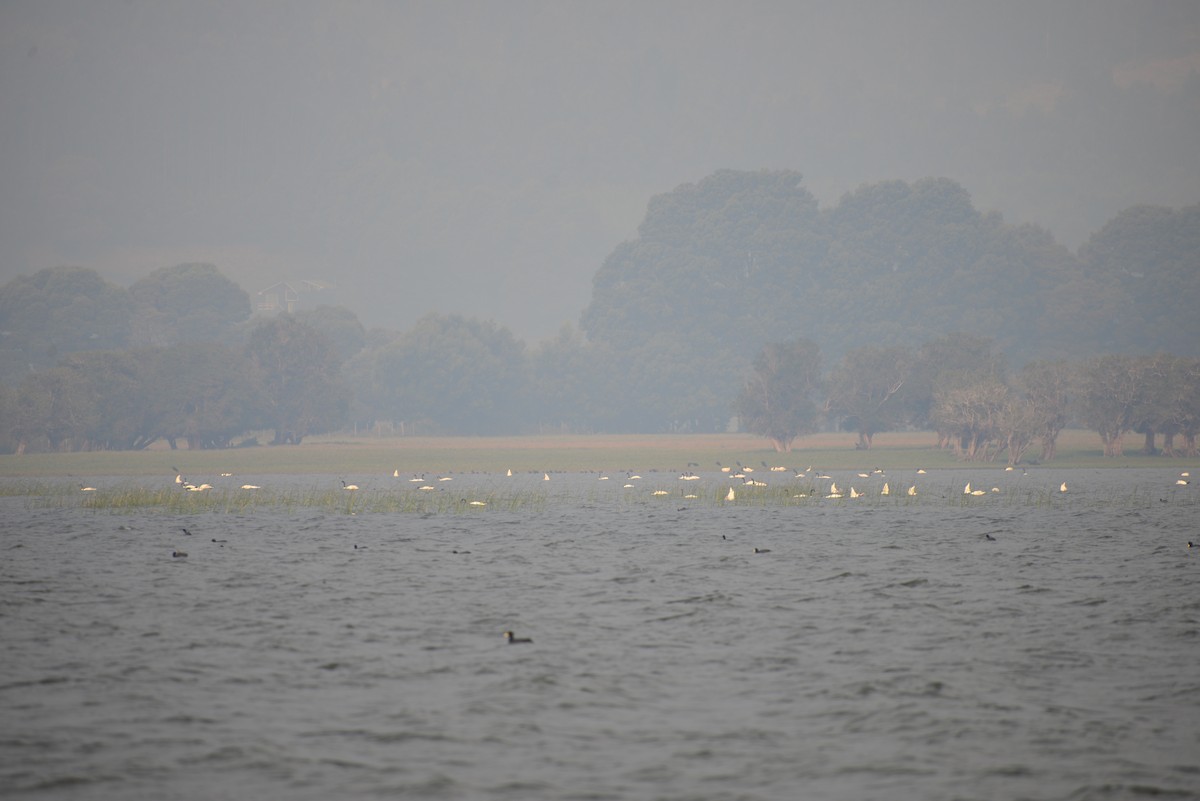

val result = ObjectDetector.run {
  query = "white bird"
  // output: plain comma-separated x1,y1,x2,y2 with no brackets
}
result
544,473,550,481
907,485,917,496
849,487,862,498
342,481,359,491
79,484,97,492
1060,482,1068,493
240,484,261,490
881,482,890,496
506,469,512,477
393,469,400,477
726,487,736,501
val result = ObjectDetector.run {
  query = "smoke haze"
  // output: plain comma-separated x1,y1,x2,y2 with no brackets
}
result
2,0,1197,340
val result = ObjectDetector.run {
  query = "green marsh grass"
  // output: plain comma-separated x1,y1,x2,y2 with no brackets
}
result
7,474,1192,515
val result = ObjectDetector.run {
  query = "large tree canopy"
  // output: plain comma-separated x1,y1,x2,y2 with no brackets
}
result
128,263,251,348
0,266,131,381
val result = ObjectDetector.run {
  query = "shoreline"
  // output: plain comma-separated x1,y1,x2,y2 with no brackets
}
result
0,430,1196,478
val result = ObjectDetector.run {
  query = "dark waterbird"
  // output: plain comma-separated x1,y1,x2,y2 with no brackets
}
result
172,550,187,558
504,631,533,644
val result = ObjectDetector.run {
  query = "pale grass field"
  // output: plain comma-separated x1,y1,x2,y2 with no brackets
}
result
0,429,1195,479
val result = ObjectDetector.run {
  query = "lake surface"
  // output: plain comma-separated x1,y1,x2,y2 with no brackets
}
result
2,468,1198,800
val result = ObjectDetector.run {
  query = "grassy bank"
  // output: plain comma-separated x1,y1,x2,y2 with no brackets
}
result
0,430,1195,479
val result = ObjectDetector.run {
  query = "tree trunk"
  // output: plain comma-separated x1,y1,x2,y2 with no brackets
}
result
1040,433,1057,462
1142,429,1157,455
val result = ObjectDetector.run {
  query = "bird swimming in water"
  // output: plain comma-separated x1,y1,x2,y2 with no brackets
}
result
172,550,187,558
504,631,532,644
181,527,193,536
342,480,359,491
984,533,996,541
752,547,771,553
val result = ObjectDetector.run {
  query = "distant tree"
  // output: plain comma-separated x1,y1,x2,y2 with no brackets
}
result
367,314,527,435
146,344,266,449
7,367,92,452
1079,204,1200,356
1016,360,1072,461
294,305,367,361
246,315,349,444
997,393,1039,467
733,339,822,453
826,344,913,449
1176,358,1200,458
128,263,251,348
930,379,1010,461
0,266,131,380
1074,354,1147,457
909,333,1007,444
55,350,153,450
528,323,619,433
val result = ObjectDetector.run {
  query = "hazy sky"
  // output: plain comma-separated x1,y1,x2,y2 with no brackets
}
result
2,1,1197,341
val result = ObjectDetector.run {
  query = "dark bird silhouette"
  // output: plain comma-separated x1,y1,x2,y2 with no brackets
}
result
181,527,193,536
504,630,533,644
172,550,187,558
984,533,996,541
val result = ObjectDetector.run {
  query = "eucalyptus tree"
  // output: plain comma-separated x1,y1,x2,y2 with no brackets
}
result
1016,360,1072,461
930,379,1011,461
825,344,913,449
733,339,822,453
1074,354,1148,457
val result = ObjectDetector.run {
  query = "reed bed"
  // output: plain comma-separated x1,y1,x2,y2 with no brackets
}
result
8,474,1191,515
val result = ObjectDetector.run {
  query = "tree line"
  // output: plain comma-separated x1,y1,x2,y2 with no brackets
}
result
736,334,1200,462
1,170,1197,455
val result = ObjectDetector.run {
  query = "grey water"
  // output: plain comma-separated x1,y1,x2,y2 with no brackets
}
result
2,468,1198,801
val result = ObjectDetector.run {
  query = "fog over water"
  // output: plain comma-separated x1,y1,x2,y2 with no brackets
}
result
2,1,1198,340
2,468,1198,799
